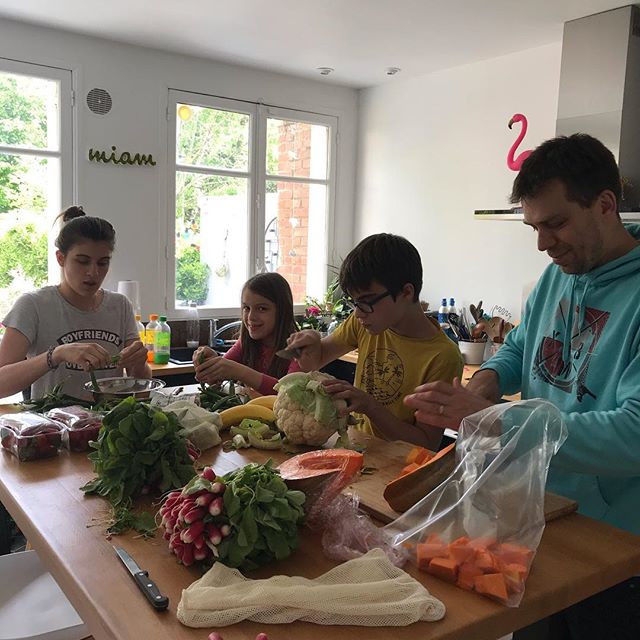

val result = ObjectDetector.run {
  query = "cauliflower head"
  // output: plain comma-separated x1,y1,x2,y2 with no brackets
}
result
273,371,348,446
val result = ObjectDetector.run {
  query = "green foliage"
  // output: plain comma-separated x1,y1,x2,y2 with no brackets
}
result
0,75,47,212
175,106,280,228
0,224,48,288
175,108,250,228
217,461,305,570
300,277,350,332
176,246,211,305
81,397,196,506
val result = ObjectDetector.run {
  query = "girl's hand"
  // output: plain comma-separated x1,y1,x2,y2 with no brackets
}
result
54,343,112,371
193,346,217,366
118,341,147,371
195,353,240,385
322,378,372,416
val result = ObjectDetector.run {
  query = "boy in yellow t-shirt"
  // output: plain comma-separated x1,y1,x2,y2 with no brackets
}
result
287,233,463,448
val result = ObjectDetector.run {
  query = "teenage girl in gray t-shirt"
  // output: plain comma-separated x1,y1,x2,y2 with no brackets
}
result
0,206,150,400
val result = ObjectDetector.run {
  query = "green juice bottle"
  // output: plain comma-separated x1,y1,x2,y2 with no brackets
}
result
153,315,171,364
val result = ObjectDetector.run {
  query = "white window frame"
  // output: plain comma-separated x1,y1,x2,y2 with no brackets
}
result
0,57,73,280
166,89,337,318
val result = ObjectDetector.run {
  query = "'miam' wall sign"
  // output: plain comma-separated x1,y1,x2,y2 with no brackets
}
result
88,145,156,166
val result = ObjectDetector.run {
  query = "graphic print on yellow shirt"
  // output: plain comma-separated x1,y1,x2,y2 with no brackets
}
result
331,313,463,437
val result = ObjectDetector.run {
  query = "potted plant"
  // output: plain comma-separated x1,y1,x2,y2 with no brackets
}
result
300,278,350,335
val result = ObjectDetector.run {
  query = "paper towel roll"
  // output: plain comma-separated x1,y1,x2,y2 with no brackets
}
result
117,280,140,312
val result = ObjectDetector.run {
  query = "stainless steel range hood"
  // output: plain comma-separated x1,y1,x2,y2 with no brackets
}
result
476,5,640,221
556,4,640,214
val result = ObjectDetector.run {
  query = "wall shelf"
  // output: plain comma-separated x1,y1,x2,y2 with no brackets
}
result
474,208,640,221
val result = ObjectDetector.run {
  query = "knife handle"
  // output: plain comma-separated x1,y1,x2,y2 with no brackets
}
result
133,570,169,611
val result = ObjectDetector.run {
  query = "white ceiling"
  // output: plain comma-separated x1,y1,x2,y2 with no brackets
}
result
0,0,632,87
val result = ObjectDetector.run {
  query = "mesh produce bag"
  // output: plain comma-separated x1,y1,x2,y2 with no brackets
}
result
177,548,445,627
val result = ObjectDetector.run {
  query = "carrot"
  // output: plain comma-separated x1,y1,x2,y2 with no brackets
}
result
457,562,484,591
428,556,458,583
384,442,456,512
449,542,474,565
475,550,499,573
425,533,445,545
502,563,529,595
416,542,448,570
474,573,509,604
493,542,533,567
399,462,421,476
405,446,433,465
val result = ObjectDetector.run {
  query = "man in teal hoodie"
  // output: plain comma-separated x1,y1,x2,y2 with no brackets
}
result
405,134,640,639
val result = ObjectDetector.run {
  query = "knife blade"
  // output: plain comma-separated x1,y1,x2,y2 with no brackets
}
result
114,546,169,611
275,347,301,360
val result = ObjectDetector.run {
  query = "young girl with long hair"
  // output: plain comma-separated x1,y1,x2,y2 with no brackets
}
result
193,272,300,395
0,206,149,400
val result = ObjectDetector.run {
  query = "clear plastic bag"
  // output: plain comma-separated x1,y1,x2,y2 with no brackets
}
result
321,493,408,567
0,412,65,461
384,399,567,606
46,406,103,452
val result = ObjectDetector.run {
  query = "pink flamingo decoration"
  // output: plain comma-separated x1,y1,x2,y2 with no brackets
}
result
507,113,532,171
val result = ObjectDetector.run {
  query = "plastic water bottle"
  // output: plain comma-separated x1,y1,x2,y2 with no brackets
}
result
186,302,200,348
448,298,458,316
135,314,145,345
145,314,159,363
438,298,449,326
154,316,171,364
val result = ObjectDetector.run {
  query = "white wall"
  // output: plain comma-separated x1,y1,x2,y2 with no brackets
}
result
0,18,358,318
355,43,562,321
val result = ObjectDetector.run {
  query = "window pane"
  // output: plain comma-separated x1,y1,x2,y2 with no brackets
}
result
175,172,248,309
0,71,60,151
0,153,60,330
265,180,327,304
176,104,249,172
266,118,328,180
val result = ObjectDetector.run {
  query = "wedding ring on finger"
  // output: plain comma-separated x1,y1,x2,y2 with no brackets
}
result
438,404,445,416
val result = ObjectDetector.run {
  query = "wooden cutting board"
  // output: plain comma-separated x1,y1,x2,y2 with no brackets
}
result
347,434,578,524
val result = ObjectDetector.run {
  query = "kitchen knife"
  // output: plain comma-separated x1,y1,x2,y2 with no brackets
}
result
275,347,301,360
113,546,169,611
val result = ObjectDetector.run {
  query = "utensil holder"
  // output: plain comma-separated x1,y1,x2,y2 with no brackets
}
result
458,340,486,365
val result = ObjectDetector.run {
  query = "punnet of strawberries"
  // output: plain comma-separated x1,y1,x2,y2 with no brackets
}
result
159,461,305,571
0,412,65,461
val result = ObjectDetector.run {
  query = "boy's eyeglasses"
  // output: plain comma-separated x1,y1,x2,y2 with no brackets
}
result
346,290,392,314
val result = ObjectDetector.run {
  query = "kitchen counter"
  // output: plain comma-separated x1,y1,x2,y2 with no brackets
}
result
1,408,639,640
150,361,196,377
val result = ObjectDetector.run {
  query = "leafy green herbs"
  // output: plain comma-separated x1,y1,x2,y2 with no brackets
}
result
80,396,196,534
214,461,305,571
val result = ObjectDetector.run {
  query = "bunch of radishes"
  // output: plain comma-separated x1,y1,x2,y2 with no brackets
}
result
185,439,201,463
158,466,231,566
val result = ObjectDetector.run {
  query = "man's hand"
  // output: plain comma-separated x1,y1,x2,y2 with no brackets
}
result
404,378,494,429
322,378,373,415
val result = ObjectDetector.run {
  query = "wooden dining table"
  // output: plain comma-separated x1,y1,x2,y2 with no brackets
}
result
1,406,640,640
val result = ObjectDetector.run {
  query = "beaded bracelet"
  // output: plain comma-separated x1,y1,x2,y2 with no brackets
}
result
46,345,59,370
